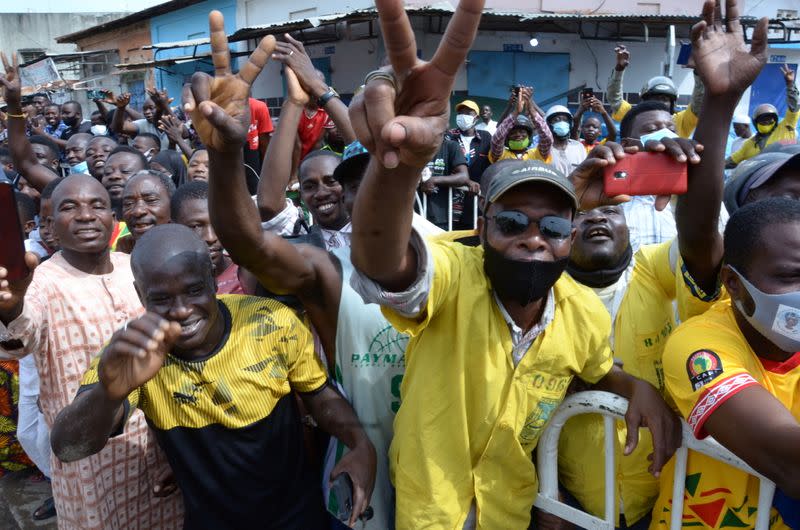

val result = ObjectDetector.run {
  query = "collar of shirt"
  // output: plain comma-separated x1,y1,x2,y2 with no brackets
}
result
321,221,352,249
493,288,556,366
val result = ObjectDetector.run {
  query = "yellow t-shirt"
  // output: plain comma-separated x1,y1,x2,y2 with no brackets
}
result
489,146,551,164
559,241,720,525
385,240,614,529
79,295,327,430
730,110,800,165
612,100,699,139
650,300,800,529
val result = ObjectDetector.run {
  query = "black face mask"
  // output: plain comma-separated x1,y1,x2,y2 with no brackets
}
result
482,239,569,306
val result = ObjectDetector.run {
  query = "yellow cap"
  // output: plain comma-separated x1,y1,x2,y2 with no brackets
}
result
456,99,480,115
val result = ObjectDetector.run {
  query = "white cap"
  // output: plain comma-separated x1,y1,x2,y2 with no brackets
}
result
732,113,751,125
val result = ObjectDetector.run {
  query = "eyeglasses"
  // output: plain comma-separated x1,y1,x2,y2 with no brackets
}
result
487,211,572,240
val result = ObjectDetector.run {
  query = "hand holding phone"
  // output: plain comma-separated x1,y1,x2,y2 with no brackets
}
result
603,151,687,197
330,473,373,526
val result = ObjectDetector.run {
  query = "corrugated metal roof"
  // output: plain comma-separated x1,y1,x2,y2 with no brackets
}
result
56,0,203,43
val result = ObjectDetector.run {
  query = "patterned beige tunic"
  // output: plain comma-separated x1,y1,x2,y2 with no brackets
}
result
0,252,183,529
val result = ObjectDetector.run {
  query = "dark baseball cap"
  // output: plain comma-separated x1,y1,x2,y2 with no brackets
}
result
486,160,579,209
332,141,370,183
724,145,800,213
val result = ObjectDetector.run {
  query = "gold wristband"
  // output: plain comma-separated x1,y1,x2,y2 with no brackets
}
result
5,112,25,119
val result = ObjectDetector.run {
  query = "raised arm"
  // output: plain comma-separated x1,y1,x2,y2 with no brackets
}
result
607,44,629,116
183,11,324,296
676,0,768,293
273,34,355,145
51,314,180,462
530,99,553,158
158,115,194,159
490,113,515,160
594,98,618,142
148,88,173,122
348,0,484,291
0,53,59,191
110,93,140,136
571,98,588,140
256,67,307,220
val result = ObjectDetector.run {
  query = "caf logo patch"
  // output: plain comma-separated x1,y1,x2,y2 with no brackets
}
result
686,349,723,391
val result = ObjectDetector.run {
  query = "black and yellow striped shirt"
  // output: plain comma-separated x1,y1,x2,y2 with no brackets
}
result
79,295,329,529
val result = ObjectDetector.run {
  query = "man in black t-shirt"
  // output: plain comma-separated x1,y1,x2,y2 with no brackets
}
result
419,138,477,230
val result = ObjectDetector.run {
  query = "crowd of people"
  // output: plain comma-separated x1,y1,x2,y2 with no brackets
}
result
0,0,799,528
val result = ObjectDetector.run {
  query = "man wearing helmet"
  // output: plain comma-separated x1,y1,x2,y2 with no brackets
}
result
539,105,588,177
727,64,799,167
489,86,553,163
607,44,705,138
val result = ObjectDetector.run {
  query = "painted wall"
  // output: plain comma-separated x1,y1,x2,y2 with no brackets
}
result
150,0,237,103
247,21,799,123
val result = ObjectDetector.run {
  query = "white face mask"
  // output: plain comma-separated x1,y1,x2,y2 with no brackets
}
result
638,127,678,145
70,161,89,175
456,114,476,132
731,266,800,353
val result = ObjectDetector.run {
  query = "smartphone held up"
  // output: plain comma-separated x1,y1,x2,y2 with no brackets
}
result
603,152,688,197
0,169,29,281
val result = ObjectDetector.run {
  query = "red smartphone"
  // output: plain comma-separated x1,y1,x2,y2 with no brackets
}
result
0,174,29,281
603,152,688,197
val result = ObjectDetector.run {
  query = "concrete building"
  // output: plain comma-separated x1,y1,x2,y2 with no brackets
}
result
70,0,800,122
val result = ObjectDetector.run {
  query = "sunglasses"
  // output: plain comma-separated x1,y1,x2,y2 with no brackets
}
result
487,211,572,239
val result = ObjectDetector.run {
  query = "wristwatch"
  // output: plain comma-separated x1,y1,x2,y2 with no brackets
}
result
317,87,339,107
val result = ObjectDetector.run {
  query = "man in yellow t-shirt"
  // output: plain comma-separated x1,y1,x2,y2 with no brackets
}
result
651,197,800,529
727,65,799,167
49,224,377,528
559,10,771,527
607,44,704,139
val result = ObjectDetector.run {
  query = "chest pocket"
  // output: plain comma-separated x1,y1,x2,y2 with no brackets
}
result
518,371,571,446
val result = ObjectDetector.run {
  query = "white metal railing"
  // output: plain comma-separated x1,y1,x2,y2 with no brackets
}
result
416,186,479,231
534,391,776,530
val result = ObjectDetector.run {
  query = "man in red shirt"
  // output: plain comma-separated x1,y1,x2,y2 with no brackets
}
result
243,98,274,193
247,97,274,160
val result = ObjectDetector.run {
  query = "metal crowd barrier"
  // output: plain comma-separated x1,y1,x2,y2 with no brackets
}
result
534,391,776,530
416,186,479,231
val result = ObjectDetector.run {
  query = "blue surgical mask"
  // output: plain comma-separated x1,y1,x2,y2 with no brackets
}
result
639,127,679,145
552,121,571,138
731,266,800,353
70,161,89,175
456,114,476,132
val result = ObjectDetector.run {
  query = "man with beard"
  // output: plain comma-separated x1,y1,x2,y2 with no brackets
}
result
0,174,183,529
345,1,680,528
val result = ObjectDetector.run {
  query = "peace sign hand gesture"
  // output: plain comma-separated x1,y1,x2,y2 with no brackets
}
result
349,0,485,169
182,10,276,153
781,64,796,86
0,52,21,108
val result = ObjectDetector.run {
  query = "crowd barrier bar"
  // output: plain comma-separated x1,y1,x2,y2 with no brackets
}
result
417,186,480,231
534,391,776,530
